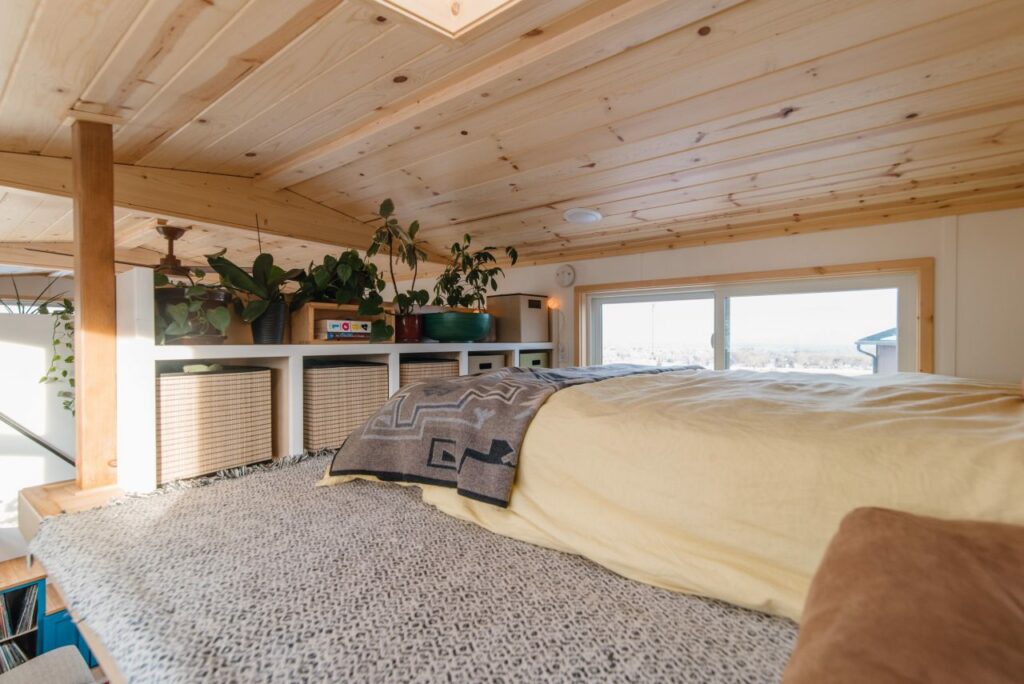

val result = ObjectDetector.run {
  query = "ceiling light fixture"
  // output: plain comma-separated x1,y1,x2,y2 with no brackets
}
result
563,207,603,224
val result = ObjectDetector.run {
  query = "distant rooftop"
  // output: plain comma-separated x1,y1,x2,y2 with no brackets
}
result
855,328,897,347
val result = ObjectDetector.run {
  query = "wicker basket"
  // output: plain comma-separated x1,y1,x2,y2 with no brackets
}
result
303,362,389,451
156,367,273,484
399,358,460,388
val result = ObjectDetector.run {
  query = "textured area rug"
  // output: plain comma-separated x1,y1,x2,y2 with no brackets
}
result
32,456,797,683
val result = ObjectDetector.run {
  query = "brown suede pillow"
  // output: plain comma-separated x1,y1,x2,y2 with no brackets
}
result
784,507,1024,684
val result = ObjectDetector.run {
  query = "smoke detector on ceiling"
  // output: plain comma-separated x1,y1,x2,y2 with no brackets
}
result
563,208,603,224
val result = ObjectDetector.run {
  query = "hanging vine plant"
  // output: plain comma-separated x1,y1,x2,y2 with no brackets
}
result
39,298,76,414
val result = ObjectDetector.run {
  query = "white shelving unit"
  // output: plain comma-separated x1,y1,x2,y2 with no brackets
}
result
114,267,554,492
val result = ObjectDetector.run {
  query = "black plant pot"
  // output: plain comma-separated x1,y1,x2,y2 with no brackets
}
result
251,300,287,344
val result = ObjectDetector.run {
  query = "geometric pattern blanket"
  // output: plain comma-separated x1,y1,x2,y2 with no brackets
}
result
330,364,697,506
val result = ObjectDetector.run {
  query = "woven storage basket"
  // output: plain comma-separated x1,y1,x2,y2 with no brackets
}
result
399,358,460,388
156,367,273,484
303,362,389,451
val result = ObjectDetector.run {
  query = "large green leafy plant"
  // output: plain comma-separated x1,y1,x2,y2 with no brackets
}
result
153,268,231,344
433,234,518,310
205,250,303,322
366,198,429,316
291,250,393,342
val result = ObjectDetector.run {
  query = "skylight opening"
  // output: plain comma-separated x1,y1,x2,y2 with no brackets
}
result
372,0,525,39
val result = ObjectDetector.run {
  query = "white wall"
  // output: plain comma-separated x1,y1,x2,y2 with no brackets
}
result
955,211,1024,382
415,207,1024,383
0,314,76,561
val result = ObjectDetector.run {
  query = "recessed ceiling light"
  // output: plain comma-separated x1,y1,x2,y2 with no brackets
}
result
563,207,603,224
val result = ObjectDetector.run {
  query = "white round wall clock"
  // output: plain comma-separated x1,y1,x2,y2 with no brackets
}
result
555,264,576,287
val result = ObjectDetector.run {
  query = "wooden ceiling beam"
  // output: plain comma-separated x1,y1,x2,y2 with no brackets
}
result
255,0,745,190
0,151,376,250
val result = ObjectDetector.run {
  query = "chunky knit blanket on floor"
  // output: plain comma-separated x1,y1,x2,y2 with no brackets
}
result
330,364,697,506
31,456,796,683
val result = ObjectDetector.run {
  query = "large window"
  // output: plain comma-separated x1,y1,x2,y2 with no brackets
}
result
582,260,932,373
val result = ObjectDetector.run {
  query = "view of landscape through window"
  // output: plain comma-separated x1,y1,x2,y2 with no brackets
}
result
601,298,715,367
600,288,899,374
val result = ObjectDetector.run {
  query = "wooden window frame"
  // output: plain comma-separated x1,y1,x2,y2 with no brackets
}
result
574,258,935,372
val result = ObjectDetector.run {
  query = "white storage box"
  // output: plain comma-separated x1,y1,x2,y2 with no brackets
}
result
518,351,550,369
488,293,549,343
468,354,506,374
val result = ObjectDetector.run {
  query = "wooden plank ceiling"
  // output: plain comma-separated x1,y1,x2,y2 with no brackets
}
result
0,0,1022,272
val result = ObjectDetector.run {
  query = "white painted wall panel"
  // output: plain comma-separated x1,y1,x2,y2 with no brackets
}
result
955,209,1024,382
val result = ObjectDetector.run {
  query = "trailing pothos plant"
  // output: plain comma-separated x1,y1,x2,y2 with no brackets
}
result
366,198,429,316
205,250,303,322
153,269,231,344
290,250,393,342
39,298,75,415
432,233,518,310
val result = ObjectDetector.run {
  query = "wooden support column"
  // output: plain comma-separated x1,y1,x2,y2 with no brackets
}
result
71,120,118,489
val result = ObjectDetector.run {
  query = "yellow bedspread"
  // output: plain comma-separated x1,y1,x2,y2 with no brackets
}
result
412,370,1024,620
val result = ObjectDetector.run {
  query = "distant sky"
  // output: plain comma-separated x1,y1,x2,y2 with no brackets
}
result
603,288,898,351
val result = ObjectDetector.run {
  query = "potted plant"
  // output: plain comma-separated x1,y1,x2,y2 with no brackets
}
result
153,268,232,345
291,250,393,342
366,198,429,342
206,250,303,344
425,233,518,342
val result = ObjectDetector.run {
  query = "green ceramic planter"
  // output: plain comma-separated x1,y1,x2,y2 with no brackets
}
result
423,312,492,342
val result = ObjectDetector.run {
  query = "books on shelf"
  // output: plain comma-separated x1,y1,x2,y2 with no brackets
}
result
315,319,372,334
13,585,35,636
318,332,370,341
0,594,9,640
0,584,37,642
0,641,28,673
315,319,373,342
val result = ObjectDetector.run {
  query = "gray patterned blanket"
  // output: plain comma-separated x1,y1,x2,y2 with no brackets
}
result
31,457,796,683
329,364,696,506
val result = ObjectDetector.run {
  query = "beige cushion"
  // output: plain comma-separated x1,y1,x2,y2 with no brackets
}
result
0,646,93,684
784,507,1024,684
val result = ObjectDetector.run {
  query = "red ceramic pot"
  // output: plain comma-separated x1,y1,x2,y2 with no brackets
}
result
395,313,423,343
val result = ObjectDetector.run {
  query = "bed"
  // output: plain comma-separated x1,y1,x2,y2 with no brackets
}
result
30,367,1024,682
326,367,1024,620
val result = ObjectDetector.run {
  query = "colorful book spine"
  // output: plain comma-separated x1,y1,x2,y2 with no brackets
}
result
314,319,372,334
320,332,370,341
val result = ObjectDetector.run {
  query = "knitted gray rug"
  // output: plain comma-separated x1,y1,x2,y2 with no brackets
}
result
31,455,797,683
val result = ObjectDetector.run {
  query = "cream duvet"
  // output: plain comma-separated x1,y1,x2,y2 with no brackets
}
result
411,370,1024,620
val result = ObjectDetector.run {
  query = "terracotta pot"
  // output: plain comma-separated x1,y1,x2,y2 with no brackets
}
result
395,313,423,343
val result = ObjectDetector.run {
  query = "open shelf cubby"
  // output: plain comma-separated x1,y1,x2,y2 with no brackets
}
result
116,267,555,493
0,579,42,673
